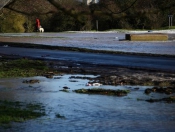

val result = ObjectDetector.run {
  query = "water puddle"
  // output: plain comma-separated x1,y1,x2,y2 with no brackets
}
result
0,74,175,132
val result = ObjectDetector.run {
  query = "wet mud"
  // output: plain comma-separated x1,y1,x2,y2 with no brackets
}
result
45,59,175,87
1,52,175,88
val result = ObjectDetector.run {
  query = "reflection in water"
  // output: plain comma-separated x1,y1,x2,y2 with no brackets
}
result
0,75,175,132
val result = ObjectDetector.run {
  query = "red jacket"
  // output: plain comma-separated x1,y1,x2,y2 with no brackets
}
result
36,19,40,28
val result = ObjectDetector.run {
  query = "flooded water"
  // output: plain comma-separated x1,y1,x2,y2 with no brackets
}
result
0,32,175,55
0,75,175,132
0,32,175,131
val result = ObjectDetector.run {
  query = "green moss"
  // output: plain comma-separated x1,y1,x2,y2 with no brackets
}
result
73,88,130,96
0,59,49,78
146,96,175,103
0,100,45,124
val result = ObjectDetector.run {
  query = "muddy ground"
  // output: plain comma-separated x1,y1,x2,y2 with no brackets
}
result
45,58,175,87
0,46,175,87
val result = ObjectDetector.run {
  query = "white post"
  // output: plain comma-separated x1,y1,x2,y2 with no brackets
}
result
168,15,173,28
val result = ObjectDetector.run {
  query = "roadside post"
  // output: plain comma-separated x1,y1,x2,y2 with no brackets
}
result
168,15,173,28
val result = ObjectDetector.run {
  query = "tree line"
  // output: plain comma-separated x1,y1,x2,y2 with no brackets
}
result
0,0,174,32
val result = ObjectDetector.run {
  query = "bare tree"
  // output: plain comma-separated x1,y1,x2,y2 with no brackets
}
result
0,0,11,10
0,0,11,18
4,0,57,16
98,0,138,14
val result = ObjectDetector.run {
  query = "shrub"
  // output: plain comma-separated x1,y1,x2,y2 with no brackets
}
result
0,9,27,33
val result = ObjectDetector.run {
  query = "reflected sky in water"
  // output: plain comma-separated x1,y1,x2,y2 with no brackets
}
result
0,75,175,132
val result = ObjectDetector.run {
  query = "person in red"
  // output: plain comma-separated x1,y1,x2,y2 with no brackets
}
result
36,18,40,31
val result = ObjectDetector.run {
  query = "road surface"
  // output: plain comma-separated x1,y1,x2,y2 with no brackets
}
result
0,46,175,72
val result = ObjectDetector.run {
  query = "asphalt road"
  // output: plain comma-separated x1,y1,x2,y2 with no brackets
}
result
0,46,175,72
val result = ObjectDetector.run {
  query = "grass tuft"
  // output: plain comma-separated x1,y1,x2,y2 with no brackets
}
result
0,59,49,78
0,100,45,124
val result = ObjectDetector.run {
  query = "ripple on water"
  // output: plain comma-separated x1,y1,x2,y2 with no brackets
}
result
0,75,175,132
